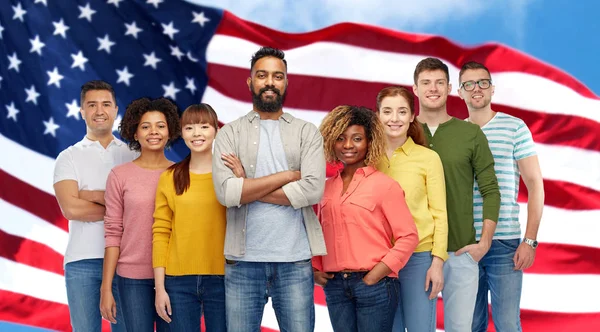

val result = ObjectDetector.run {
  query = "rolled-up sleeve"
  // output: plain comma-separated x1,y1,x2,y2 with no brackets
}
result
282,124,326,209
104,170,124,248
380,182,419,272
212,124,244,208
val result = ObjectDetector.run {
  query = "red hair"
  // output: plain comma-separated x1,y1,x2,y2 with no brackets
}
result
376,86,426,147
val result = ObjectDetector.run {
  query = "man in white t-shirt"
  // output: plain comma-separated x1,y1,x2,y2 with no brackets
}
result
53,80,137,331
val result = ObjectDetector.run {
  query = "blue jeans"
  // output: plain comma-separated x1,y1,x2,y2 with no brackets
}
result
324,272,399,332
225,259,315,332
442,252,479,332
117,275,170,332
472,239,523,332
393,252,436,332
64,258,126,332
164,275,226,332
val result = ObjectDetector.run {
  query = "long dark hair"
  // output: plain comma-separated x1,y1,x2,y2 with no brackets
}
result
168,103,219,195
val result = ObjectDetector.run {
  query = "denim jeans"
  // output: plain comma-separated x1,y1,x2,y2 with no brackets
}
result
164,275,226,332
472,239,523,332
64,258,126,332
393,252,436,332
323,272,399,332
441,252,479,332
117,275,170,332
225,259,315,332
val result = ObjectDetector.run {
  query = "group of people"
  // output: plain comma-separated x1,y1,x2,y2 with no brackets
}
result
53,46,544,332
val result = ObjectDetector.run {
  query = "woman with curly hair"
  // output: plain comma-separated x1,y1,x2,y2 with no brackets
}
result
312,105,419,332
376,87,448,332
100,97,180,331
152,104,227,331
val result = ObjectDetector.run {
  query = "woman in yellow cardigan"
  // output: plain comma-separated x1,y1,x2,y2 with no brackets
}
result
152,104,226,331
376,87,448,332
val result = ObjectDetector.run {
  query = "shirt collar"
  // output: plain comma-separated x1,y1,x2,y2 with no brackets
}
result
79,135,124,148
397,136,416,156
333,165,377,178
245,110,293,123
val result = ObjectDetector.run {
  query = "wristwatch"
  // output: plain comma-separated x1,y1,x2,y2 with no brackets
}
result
523,237,538,249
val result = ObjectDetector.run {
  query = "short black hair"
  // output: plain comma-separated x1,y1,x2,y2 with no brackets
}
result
250,46,287,72
119,97,181,152
459,61,492,83
80,80,116,106
414,57,450,84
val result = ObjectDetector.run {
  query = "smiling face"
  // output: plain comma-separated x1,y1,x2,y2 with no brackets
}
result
247,56,288,113
458,68,495,111
134,111,169,153
80,89,118,137
182,122,216,154
334,124,368,168
413,69,452,111
378,94,415,141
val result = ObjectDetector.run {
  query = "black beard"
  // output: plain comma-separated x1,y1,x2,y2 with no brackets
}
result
250,84,287,113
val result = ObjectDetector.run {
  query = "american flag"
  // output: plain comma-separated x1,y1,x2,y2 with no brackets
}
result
1,0,599,331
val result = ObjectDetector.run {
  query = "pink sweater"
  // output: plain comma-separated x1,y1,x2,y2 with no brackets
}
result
104,162,167,279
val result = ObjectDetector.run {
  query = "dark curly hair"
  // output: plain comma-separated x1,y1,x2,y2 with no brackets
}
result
320,105,387,167
119,97,181,152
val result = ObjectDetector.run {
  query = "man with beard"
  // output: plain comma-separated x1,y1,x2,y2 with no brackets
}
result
412,58,500,332
458,61,544,332
212,46,326,332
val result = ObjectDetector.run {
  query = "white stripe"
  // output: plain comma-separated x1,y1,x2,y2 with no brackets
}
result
0,199,68,255
0,257,67,305
261,299,333,332
207,35,600,124
520,204,600,249
0,133,56,195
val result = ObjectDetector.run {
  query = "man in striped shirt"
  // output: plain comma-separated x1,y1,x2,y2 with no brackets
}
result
458,61,545,332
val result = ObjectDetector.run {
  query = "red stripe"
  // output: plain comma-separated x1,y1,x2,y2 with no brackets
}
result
519,179,600,210
0,230,64,276
435,299,600,331
218,11,599,100
207,63,600,153
0,290,112,332
528,243,600,275
0,169,68,232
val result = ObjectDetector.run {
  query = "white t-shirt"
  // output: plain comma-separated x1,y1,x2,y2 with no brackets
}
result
429,126,439,136
53,136,137,265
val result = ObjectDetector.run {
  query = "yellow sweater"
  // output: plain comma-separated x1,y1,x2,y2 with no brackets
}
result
378,137,449,261
153,170,226,275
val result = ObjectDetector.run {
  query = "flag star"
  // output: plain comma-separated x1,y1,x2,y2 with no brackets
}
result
186,51,199,62
66,99,81,119
0,76,3,89
116,67,134,86
43,117,60,137
192,11,210,27
107,0,124,7
185,77,197,95
8,53,22,72
13,3,27,22
0,23,4,39
147,0,163,8
34,0,47,5
170,45,184,61
47,67,64,88
161,21,179,40
71,51,89,71
78,3,97,22
97,34,116,54
5,102,20,122
53,19,70,38
162,82,180,100
29,35,46,56
125,21,143,39
112,114,122,133
143,52,162,70
25,85,41,105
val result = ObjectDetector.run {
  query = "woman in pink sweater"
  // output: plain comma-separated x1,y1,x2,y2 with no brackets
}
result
100,98,180,331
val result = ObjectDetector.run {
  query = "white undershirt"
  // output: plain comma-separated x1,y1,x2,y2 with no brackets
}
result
429,126,439,136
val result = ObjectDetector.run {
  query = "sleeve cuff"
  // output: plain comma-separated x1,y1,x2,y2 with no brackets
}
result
432,248,449,262
224,177,244,207
282,181,308,209
381,253,406,273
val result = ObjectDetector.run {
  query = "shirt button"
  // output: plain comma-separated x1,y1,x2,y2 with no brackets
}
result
253,142,257,145
250,165,254,168
254,126,258,129
429,144,433,147
242,228,245,233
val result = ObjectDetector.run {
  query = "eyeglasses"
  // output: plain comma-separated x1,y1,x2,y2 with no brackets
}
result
460,79,492,91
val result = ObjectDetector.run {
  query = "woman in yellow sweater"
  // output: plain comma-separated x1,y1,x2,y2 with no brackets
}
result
152,104,226,331
376,87,448,332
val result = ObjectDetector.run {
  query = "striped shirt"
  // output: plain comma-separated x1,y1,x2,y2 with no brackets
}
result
471,112,537,240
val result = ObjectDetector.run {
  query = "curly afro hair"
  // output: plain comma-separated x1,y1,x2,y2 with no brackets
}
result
119,97,181,152
320,105,387,167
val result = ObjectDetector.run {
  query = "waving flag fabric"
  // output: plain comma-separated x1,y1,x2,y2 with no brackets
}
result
1,0,599,331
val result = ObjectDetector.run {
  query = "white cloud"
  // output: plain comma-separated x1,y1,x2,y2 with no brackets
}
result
187,0,536,33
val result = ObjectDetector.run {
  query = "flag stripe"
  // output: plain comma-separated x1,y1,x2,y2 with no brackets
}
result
217,11,599,100
519,179,600,211
526,243,600,275
0,229,64,276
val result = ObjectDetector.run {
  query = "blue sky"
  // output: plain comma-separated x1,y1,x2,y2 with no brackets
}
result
191,0,600,96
